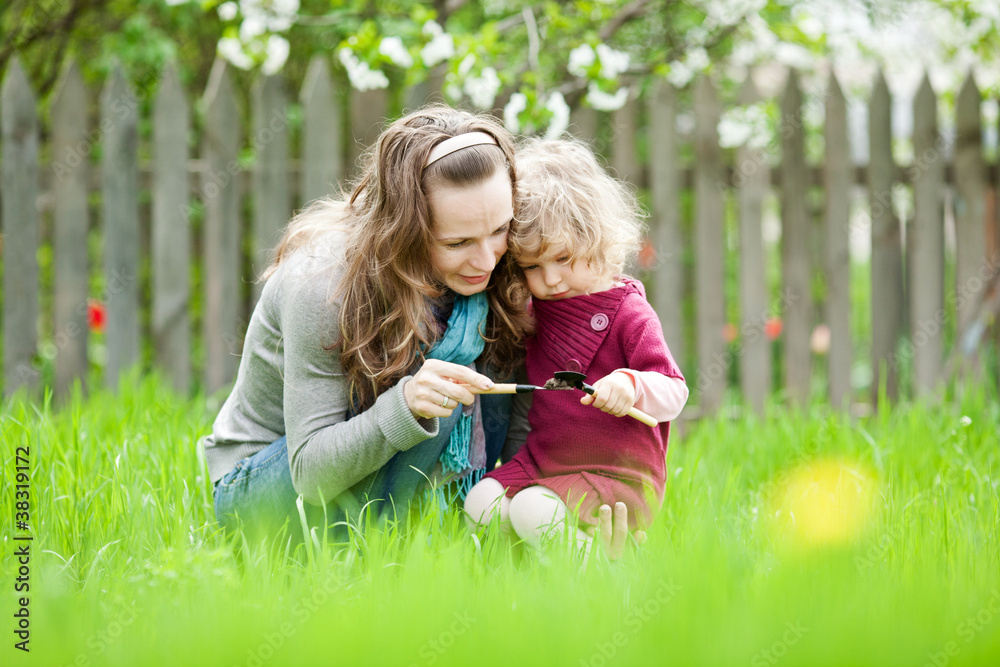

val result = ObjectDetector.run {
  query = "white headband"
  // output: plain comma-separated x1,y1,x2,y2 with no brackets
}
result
424,131,500,168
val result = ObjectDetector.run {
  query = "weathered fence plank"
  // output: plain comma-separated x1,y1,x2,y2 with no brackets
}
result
868,69,904,405
610,91,641,187
570,104,599,144
101,64,141,390
995,103,1000,376
693,76,727,414
348,88,388,179
405,70,445,112
1,57,40,397
300,56,342,206
823,73,852,408
51,61,90,400
954,73,987,346
780,70,812,404
910,73,945,396
736,79,771,414
647,79,686,379
251,74,291,305
152,62,191,394
202,60,243,395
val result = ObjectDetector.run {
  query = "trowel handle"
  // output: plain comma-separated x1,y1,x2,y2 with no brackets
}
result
578,384,658,428
473,383,538,394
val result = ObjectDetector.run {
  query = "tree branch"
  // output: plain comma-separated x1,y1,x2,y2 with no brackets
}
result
0,0,100,96
598,0,653,42
523,7,540,87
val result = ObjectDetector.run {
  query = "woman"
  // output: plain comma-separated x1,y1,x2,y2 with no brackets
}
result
203,105,640,557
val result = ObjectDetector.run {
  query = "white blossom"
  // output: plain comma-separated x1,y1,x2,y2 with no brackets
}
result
272,0,300,16
796,14,825,41
421,24,455,67
379,36,413,68
463,66,501,109
708,0,767,26
544,91,570,139
666,60,694,87
973,0,1000,21
731,13,778,67
339,48,389,91
217,2,239,21
262,34,289,75
239,14,268,41
423,19,444,37
717,116,752,149
686,47,710,72
774,42,815,70
596,44,630,79
217,37,254,70
586,83,629,111
239,0,298,32
458,54,477,78
164,0,191,5
504,92,527,133
718,104,771,149
568,44,596,77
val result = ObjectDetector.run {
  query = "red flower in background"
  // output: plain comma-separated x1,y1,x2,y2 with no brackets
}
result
765,317,783,340
637,239,657,270
723,322,738,344
88,299,106,334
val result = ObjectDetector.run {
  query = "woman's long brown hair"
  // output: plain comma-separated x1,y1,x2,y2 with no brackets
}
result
264,106,530,411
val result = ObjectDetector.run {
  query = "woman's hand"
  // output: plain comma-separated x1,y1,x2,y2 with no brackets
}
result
403,359,494,420
580,371,636,418
588,502,647,561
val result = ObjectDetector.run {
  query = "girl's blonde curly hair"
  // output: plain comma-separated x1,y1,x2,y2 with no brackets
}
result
511,138,646,280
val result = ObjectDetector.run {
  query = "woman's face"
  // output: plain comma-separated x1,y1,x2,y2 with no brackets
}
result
427,169,514,296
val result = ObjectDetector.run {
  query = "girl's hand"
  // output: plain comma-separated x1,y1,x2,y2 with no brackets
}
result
580,371,636,417
403,359,494,420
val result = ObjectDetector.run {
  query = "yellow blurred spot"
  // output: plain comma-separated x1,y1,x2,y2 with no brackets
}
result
766,458,876,549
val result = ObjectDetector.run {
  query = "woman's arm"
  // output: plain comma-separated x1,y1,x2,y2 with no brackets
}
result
280,262,439,506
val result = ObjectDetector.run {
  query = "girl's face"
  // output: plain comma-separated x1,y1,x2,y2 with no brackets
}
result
516,245,615,300
427,170,513,296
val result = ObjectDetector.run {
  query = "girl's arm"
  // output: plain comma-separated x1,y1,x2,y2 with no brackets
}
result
610,369,688,422
614,295,688,423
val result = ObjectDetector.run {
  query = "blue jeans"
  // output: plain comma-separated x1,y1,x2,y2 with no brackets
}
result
213,391,512,539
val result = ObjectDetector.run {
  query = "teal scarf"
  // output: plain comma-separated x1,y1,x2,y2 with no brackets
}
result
426,291,489,495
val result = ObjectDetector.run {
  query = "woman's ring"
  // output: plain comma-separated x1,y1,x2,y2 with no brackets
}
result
441,396,450,408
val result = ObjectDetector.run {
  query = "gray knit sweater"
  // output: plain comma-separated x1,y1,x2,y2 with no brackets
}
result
200,238,441,505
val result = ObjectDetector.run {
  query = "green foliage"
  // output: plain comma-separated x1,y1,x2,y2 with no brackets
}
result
4,0,999,139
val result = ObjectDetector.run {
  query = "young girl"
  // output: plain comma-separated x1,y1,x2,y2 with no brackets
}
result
463,138,688,554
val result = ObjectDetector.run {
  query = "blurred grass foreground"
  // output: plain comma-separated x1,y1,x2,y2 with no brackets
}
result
2,372,999,666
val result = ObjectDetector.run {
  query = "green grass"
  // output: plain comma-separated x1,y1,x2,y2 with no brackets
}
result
2,371,999,666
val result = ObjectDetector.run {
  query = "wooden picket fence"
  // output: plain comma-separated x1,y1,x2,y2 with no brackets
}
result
2,55,999,415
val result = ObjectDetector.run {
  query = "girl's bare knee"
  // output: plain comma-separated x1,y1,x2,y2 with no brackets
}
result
463,477,509,526
509,486,566,543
